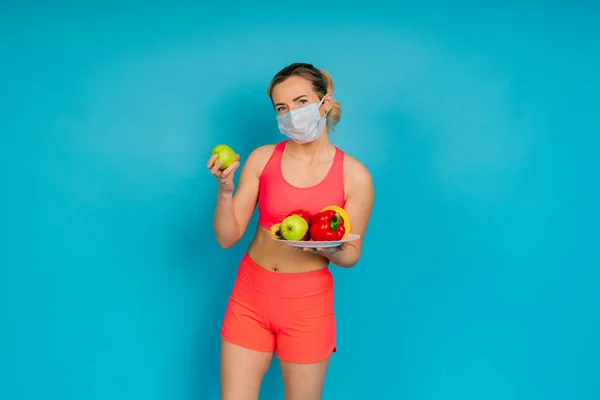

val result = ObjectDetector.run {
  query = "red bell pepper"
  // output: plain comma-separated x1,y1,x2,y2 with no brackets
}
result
309,210,346,241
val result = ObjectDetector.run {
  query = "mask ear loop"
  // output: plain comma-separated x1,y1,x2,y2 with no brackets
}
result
319,94,331,118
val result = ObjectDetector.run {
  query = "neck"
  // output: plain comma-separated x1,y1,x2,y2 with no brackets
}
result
286,132,334,161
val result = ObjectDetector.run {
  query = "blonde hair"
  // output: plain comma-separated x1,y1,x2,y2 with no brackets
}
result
267,63,342,132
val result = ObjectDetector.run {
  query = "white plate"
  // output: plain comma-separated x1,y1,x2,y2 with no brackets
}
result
272,233,361,248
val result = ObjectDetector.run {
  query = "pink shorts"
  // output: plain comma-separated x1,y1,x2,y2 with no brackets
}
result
221,253,337,364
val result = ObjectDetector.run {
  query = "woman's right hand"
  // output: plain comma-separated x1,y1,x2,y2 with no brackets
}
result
207,153,240,194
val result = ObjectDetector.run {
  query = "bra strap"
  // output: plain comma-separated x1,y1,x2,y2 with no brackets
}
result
260,140,287,178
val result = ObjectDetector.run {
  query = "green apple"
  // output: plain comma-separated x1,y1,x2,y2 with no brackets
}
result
211,144,237,170
280,214,309,241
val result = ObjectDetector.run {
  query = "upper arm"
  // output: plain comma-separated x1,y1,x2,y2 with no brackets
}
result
232,145,274,236
343,157,375,253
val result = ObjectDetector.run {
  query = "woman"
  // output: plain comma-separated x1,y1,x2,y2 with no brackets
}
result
207,62,374,400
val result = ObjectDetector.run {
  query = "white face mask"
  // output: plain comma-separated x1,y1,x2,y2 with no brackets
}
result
276,97,329,144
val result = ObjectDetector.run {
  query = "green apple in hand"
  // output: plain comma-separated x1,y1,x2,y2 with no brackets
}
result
211,144,237,170
280,215,309,241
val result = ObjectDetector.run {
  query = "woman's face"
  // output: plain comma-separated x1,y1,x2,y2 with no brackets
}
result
271,75,330,116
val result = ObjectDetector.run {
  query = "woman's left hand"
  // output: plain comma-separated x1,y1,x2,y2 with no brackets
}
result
302,243,347,257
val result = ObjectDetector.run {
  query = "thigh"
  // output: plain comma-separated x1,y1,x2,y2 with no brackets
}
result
280,357,331,400
275,288,336,364
221,275,276,354
221,339,274,400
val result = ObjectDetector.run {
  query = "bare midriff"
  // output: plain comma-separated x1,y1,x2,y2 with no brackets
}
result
247,225,330,273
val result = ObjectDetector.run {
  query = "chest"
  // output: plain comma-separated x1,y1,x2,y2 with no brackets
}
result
258,168,345,222
280,157,334,188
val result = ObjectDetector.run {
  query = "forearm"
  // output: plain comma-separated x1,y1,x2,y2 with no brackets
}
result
213,190,241,248
327,244,361,268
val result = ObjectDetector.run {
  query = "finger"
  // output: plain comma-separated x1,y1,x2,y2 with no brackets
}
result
221,161,240,177
206,154,218,168
210,160,224,175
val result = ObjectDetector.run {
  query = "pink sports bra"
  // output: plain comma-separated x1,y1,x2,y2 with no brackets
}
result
257,140,346,230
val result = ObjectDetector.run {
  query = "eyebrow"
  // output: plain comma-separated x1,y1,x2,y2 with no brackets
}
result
274,95,307,107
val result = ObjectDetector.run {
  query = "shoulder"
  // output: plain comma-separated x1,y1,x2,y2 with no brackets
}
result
243,143,279,177
247,143,278,165
342,152,373,187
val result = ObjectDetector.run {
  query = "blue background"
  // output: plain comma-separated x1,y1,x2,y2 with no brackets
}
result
1,2,599,399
